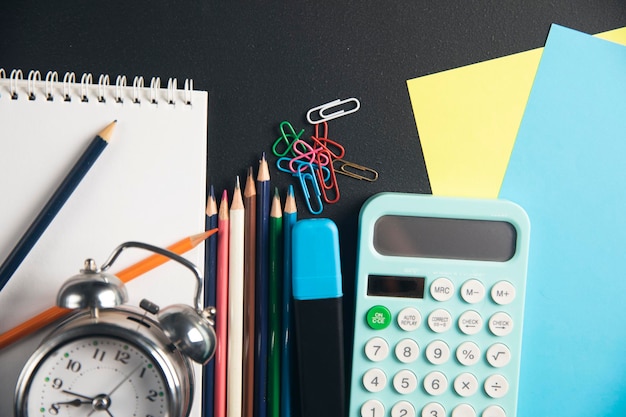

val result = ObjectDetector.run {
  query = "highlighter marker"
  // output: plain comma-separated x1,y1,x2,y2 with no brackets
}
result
292,218,345,417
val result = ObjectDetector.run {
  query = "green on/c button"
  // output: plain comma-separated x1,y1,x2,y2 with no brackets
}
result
366,305,392,330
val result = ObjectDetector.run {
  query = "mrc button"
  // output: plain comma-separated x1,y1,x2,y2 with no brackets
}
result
366,305,392,330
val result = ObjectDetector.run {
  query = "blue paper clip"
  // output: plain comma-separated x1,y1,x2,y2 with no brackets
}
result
272,120,306,157
276,157,331,183
306,97,361,124
297,163,323,215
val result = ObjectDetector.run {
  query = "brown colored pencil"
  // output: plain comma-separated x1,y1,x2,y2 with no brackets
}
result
243,166,257,417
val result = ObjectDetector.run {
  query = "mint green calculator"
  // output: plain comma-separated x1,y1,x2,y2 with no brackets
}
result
349,193,530,417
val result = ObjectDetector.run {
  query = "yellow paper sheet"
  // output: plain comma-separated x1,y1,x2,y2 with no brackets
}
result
407,27,626,198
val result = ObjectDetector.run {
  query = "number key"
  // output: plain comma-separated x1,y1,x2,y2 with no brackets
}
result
364,337,389,362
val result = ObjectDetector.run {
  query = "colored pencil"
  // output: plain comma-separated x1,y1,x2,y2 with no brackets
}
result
242,167,257,417
0,229,217,350
203,186,218,417
281,185,297,417
227,178,245,417
214,190,230,417
255,153,271,417
268,188,283,417
0,120,117,290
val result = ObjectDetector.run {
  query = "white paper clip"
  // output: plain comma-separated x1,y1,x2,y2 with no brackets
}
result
306,97,361,124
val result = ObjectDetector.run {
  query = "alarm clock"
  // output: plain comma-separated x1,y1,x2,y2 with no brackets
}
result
14,241,217,417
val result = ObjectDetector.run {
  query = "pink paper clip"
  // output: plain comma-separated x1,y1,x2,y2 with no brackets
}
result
289,139,330,173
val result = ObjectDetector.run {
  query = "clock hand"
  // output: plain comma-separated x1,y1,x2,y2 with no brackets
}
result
107,363,144,396
61,389,95,401
52,398,90,407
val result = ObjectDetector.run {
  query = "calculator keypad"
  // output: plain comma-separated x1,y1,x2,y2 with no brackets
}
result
358,277,520,417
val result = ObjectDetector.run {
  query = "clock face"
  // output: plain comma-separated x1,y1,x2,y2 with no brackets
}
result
23,335,170,417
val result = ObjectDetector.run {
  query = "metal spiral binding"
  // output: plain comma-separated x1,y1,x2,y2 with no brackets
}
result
0,68,196,105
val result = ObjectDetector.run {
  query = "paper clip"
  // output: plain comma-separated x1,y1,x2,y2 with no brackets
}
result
297,163,324,215
289,139,331,173
311,148,339,204
272,120,306,157
276,157,331,183
310,122,346,160
306,97,361,124
333,159,379,182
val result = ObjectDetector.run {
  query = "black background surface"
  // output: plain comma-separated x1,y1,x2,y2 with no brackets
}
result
3,0,626,403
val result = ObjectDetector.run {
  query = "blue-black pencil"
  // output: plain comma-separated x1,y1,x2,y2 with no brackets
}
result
0,120,117,290
254,153,270,417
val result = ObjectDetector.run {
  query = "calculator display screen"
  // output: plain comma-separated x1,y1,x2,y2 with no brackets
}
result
367,275,425,298
373,215,516,262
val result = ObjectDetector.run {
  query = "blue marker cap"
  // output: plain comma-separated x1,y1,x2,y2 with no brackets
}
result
292,218,342,300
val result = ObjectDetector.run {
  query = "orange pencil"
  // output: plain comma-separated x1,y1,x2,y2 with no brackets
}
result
0,229,218,350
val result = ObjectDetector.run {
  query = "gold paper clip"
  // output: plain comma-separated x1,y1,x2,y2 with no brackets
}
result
333,159,379,182
306,97,361,124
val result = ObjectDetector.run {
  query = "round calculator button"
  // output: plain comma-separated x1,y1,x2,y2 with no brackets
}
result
421,402,446,417
491,281,516,305
392,401,416,417
366,306,392,330
427,309,452,333
361,400,385,417
456,341,481,366
454,372,479,397
452,403,476,417
458,310,483,335
362,368,387,392
486,343,511,368
364,337,390,362
397,307,422,331
425,340,450,365
488,312,514,336
423,371,448,396
393,369,418,394
461,279,485,303
484,374,509,398
482,405,507,417
395,338,419,363
430,277,455,301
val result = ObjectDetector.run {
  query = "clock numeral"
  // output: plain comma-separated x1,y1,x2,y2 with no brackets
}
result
146,389,159,402
51,377,63,389
48,403,60,415
140,367,147,378
66,359,82,373
93,348,106,362
115,350,131,364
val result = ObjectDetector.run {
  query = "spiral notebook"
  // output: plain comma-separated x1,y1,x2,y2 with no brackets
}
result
0,69,208,416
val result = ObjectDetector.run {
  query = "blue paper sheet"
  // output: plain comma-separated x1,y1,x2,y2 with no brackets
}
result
500,24,626,416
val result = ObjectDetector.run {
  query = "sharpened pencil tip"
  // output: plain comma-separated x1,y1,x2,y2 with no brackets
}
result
98,120,117,142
